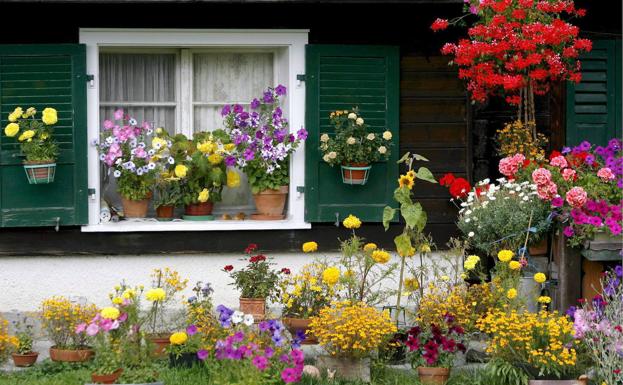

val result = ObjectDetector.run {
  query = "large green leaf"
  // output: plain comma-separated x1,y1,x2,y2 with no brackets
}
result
393,186,411,206
397,152,411,164
382,206,396,231
401,202,427,232
394,233,412,257
415,166,437,184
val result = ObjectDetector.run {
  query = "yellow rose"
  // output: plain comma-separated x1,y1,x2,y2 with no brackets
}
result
506,288,517,299
208,153,222,165
302,241,318,253
174,164,188,178
371,250,391,264
41,108,58,125
4,123,19,137
342,214,361,229
226,170,240,188
145,288,166,302
198,188,210,203
497,249,514,262
363,243,377,252
509,261,521,270
534,272,547,284
169,332,188,345
322,267,340,285
100,307,120,320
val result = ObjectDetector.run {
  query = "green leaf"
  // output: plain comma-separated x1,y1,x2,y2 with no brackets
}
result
394,233,412,257
393,186,411,206
415,167,437,184
397,152,411,164
413,153,429,162
382,206,396,231
401,202,427,232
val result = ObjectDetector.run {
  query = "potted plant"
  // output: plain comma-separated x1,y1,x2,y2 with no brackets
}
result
40,296,98,362
278,251,336,344
310,301,397,382
222,85,307,220
10,314,38,367
319,108,393,185
3,106,59,184
405,315,467,385
97,109,158,218
185,281,221,351
153,176,181,221
144,268,188,357
223,244,284,320
167,327,202,368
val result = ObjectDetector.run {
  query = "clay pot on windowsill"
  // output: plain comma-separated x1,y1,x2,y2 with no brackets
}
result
251,186,288,220
11,352,39,367
155,205,175,221
121,194,152,218
184,202,213,216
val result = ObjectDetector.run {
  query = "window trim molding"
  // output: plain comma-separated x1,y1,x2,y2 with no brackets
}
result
80,28,310,231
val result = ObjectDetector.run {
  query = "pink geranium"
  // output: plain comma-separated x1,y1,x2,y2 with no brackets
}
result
597,167,615,181
537,182,558,200
566,186,588,208
532,167,552,186
562,168,576,181
550,155,568,168
499,154,526,178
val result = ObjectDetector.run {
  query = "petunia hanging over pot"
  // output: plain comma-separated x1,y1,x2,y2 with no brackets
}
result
319,108,393,185
222,85,307,220
3,106,59,184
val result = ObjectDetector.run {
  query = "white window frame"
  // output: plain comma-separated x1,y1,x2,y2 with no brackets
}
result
80,29,310,232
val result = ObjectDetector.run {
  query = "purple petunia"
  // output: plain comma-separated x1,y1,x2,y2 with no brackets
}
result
197,349,209,361
221,105,231,116
563,226,575,237
186,324,198,336
263,90,274,104
275,84,287,96
250,98,261,109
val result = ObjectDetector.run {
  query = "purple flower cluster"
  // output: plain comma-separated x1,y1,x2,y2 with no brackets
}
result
566,199,623,236
222,86,307,175
572,138,623,187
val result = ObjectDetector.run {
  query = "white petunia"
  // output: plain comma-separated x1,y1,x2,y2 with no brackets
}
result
231,311,244,324
113,170,121,178
243,314,254,326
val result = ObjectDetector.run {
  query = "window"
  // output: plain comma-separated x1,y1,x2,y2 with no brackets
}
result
80,29,309,231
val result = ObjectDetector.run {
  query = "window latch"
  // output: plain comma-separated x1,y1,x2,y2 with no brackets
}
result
86,74,95,89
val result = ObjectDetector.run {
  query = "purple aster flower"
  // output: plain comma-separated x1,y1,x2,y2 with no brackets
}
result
565,306,577,320
187,324,198,336
197,349,209,361
563,226,575,237
275,84,287,96
221,105,231,116
250,98,261,109
263,90,274,104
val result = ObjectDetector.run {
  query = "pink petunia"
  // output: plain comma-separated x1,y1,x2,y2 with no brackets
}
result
75,323,87,334
114,109,124,120
103,120,114,130
86,323,99,336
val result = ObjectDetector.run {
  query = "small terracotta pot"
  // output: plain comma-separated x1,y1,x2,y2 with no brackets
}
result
529,238,548,256
252,186,288,219
49,346,94,362
121,197,151,218
91,368,123,384
156,205,175,220
184,202,213,216
239,297,266,321
11,352,38,367
417,367,450,385
282,317,318,345
341,162,370,184
148,334,172,357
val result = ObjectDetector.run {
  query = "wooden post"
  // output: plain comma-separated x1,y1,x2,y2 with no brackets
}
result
551,231,583,311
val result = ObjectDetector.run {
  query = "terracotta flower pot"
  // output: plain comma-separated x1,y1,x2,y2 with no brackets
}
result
23,161,56,184
156,205,175,220
184,202,213,216
282,317,318,345
239,297,266,321
121,197,151,218
11,352,38,367
417,367,450,385
91,368,123,384
341,162,371,185
529,238,548,256
148,334,172,357
529,379,587,385
252,186,288,220
49,346,94,362
316,355,371,382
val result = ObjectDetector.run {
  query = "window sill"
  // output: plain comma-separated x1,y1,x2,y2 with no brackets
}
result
81,218,311,232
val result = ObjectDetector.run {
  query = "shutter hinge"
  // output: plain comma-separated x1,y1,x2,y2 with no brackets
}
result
86,74,95,88
88,188,96,199
296,74,306,82
296,186,305,194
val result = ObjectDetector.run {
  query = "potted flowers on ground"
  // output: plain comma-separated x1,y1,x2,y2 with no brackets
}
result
222,85,307,220
40,296,98,362
3,106,59,184
319,108,393,185
167,326,203,368
10,314,38,367
224,244,284,320
97,109,158,218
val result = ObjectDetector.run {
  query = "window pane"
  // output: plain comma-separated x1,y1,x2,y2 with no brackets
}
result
99,106,176,134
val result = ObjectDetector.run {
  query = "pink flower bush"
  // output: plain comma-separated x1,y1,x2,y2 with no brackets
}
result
562,168,576,181
498,153,525,178
531,167,552,185
597,167,615,181
550,155,568,168
565,186,587,208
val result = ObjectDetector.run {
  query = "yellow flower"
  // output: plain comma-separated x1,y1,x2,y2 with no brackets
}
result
25,107,36,118
41,107,58,125
363,243,377,252
322,267,340,285
224,143,236,152
497,249,514,262
398,174,414,190
506,288,517,299
197,188,210,203
122,289,135,299
4,123,19,137
404,277,419,291
174,164,188,178
342,214,361,229
197,141,215,154
534,272,547,284
537,296,551,304
509,261,521,270
169,332,188,345
440,275,450,282
207,153,222,165
18,130,35,142
407,170,416,180
226,170,240,188
464,255,480,270
302,241,318,253
382,131,392,140
112,297,123,305
100,307,120,320
371,250,391,264
151,137,168,150
145,288,166,302
420,244,431,253
8,107,23,122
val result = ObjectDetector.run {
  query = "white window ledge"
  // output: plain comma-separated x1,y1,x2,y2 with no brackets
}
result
81,218,311,232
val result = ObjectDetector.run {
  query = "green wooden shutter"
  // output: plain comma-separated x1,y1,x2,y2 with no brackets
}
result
0,44,88,227
305,45,399,222
566,39,622,147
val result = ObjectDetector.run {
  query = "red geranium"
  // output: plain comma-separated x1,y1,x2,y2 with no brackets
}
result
439,172,456,187
448,178,472,199
244,243,258,254
223,265,234,272
431,18,449,31
280,268,291,275
249,254,267,263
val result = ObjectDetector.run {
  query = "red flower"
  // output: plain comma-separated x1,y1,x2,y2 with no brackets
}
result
431,18,449,32
280,268,291,275
439,173,456,187
614,369,621,375
405,336,419,351
223,265,234,272
615,325,622,333
549,150,562,160
449,178,471,199
249,254,267,263
245,243,258,254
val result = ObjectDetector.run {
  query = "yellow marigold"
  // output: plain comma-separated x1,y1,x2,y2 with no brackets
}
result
169,332,188,345
506,288,517,299
174,164,188,178
342,214,361,229
18,130,35,142
4,123,19,137
497,249,514,262
197,188,210,203
112,297,123,305
302,241,318,253
534,272,547,284
398,174,414,190
371,250,391,264
464,254,480,270
537,296,551,304
322,267,340,285
42,107,58,125
226,170,240,188
101,307,120,320
363,243,377,252
509,261,521,270
145,288,166,302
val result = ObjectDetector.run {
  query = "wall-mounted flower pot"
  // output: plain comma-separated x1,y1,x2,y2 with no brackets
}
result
239,297,266,321
282,317,318,345
341,163,371,185
155,205,175,221
251,186,288,220
121,197,151,218
23,161,56,184
11,352,38,367
529,238,548,256
91,368,123,384
417,367,450,385
49,346,94,362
